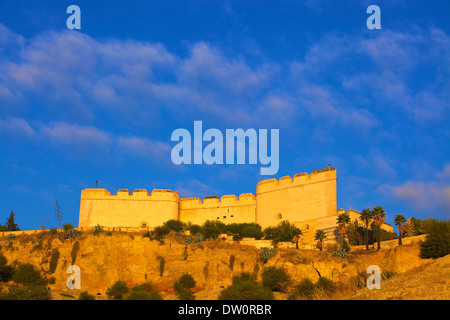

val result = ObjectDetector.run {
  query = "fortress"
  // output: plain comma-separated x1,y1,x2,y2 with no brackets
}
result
79,167,392,243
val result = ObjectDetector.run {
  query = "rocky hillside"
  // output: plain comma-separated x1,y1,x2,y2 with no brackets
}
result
349,254,450,300
0,230,437,299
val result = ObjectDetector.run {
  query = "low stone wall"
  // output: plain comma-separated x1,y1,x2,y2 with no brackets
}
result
350,234,427,251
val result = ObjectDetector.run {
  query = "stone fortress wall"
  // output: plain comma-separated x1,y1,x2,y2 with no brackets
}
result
78,167,393,243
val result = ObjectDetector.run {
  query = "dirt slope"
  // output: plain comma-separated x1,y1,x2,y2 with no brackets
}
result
349,254,450,300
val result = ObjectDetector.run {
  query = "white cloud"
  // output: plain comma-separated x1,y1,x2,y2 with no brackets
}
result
40,122,113,148
0,117,35,137
379,165,450,217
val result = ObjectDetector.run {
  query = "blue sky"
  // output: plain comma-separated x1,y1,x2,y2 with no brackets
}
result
0,0,449,230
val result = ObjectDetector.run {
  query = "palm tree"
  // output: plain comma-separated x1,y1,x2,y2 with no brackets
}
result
394,214,406,246
336,212,351,244
372,206,386,251
359,208,373,251
314,229,327,251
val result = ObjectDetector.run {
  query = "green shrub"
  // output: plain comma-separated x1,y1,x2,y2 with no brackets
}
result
64,229,82,242
263,221,302,243
48,249,60,274
260,247,277,264
219,279,274,300
419,220,450,259
0,285,50,300
12,263,46,286
78,291,95,300
142,231,151,238
174,274,196,300
92,224,102,236
48,276,56,285
200,220,227,239
152,225,170,241
262,267,290,292
126,290,162,300
177,289,195,300
0,265,14,282
63,223,74,231
163,220,185,232
352,271,368,290
71,241,80,265
188,224,201,236
226,223,264,239
106,231,112,237
49,228,58,236
6,234,16,241
174,274,196,291
332,245,348,259
288,277,335,300
232,272,255,284
184,236,192,245
193,234,205,243
316,277,335,295
0,254,6,267
288,279,316,300
126,282,162,300
106,281,129,300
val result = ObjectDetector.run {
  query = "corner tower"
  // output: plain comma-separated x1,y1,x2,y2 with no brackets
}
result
255,167,337,229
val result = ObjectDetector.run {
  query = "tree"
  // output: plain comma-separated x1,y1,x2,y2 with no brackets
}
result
54,201,63,229
372,206,386,251
394,214,406,246
219,273,274,300
314,230,327,251
5,211,20,231
263,221,302,244
173,274,196,300
106,281,129,300
336,212,351,244
419,219,450,259
359,208,374,251
12,263,46,286
262,267,290,292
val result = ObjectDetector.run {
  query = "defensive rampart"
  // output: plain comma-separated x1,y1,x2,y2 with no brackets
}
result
79,188,179,228
255,167,337,228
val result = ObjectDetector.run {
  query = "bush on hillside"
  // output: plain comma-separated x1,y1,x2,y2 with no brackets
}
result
106,281,129,300
78,291,95,300
218,273,274,300
173,274,196,300
288,277,336,300
261,267,290,292
263,221,302,243
163,220,185,233
12,263,46,286
419,219,450,259
126,282,162,300
0,285,50,300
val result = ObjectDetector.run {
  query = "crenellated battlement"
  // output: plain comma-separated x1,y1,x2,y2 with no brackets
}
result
180,193,256,210
79,167,337,230
256,167,336,194
81,188,179,201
